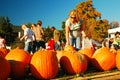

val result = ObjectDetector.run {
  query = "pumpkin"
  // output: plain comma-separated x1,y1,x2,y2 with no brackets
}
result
0,48,10,58
5,49,31,78
0,57,11,80
56,50,65,63
78,47,95,62
30,50,58,79
64,45,76,52
60,51,87,74
92,47,116,71
116,49,120,70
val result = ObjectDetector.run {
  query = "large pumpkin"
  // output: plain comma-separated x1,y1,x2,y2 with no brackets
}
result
92,47,116,71
5,49,31,78
30,50,58,79
60,51,87,74
78,47,95,62
0,57,11,80
56,50,65,63
116,49,120,70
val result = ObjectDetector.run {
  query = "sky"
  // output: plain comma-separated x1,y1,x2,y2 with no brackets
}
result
0,0,120,30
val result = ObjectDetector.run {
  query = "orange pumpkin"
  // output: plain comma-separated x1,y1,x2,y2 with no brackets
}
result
92,47,116,71
64,45,76,52
30,50,58,79
0,57,11,80
5,49,31,78
116,49,120,70
60,51,87,74
0,48,10,58
56,50,65,63
78,48,95,62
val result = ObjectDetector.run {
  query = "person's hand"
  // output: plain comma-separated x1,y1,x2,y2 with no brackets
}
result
20,37,23,41
66,41,70,46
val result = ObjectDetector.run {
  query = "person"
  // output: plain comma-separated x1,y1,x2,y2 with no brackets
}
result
45,37,55,50
112,32,120,50
65,9,83,50
20,24,35,54
51,27,61,50
31,24,37,53
0,36,6,48
35,20,45,50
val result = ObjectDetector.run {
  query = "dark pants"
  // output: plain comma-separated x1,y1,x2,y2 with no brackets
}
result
36,40,45,51
113,44,119,50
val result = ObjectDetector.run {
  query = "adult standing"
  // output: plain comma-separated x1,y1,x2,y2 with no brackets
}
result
35,20,45,50
65,9,83,50
51,27,61,50
20,24,35,54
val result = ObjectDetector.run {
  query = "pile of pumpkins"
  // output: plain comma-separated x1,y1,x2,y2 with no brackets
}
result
0,45,120,80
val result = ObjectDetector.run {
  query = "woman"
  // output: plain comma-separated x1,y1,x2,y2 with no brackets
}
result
65,9,83,50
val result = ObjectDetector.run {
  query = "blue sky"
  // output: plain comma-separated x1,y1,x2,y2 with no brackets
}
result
0,0,120,30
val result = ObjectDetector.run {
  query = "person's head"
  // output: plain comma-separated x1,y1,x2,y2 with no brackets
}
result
68,9,79,22
37,20,42,26
21,24,27,30
115,32,120,37
51,27,55,31
31,24,37,29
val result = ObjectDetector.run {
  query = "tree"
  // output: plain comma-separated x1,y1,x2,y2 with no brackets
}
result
0,16,15,45
75,0,110,42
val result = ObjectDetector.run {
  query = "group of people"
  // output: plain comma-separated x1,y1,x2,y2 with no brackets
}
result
20,9,94,54
20,20,61,54
102,31,120,50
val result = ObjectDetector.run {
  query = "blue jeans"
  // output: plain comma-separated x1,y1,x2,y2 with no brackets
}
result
24,42,33,53
69,37,81,50
54,41,61,50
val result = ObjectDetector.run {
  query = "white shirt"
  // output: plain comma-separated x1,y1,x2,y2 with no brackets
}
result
24,28,34,44
65,19,81,38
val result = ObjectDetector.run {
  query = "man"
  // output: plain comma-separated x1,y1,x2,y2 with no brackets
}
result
51,27,61,50
34,20,45,50
20,24,35,54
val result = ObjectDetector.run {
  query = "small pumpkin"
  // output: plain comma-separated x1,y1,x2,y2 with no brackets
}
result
30,50,58,79
0,57,11,80
60,51,87,74
92,47,116,71
5,48,31,78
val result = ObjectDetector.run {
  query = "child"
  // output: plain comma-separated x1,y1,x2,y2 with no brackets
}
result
46,38,55,50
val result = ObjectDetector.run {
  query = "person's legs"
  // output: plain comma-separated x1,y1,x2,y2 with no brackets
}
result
76,36,81,50
69,38,75,46
24,43,29,53
54,41,61,50
40,41,45,49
